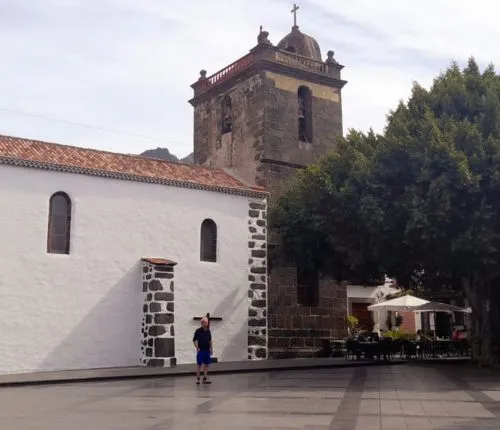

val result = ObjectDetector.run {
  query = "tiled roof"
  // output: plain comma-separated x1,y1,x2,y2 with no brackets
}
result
0,135,267,197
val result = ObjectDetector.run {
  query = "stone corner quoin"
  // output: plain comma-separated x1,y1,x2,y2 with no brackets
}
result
247,198,268,360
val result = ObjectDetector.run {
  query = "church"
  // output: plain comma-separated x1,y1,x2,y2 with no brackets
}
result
0,12,394,375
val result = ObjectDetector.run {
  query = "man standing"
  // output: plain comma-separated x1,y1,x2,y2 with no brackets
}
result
193,317,212,384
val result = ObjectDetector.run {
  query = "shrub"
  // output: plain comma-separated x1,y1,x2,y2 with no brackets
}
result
382,329,415,341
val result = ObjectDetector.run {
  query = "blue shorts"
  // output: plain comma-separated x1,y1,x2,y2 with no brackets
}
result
196,350,211,366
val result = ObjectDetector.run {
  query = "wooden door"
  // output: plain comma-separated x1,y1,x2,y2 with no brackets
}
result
351,302,373,332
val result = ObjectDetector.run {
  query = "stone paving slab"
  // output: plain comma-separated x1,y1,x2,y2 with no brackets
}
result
0,364,498,429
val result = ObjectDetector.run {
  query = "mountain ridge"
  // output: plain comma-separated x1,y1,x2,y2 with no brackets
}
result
140,147,193,164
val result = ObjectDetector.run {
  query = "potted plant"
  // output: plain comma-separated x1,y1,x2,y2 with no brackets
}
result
347,315,359,338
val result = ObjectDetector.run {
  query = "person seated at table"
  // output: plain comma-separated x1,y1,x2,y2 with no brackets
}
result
357,332,368,342
453,329,466,340
416,330,431,342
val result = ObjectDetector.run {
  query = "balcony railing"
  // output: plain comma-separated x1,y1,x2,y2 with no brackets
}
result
194,53,255,93
192,47,339,96
274,50,331,74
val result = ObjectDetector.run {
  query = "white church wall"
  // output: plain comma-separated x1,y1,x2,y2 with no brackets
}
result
0,164,253,374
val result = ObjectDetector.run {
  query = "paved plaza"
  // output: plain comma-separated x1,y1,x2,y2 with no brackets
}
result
0,364,499,430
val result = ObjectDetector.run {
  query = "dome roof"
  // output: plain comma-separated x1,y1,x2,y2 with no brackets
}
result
277,26,322,61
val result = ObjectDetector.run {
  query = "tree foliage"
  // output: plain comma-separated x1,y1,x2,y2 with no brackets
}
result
272,58,500,365
271,130,383,283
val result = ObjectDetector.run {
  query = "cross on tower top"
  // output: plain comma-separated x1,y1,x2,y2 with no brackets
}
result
291,3,299,27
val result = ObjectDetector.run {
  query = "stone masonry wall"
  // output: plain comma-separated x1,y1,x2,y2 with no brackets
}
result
140,260,176,367
192,70,343,189
193,73,267,187
260,72,343,169
255,161,300,196
256,71,347,358
267,266,347,359
247,198,268,360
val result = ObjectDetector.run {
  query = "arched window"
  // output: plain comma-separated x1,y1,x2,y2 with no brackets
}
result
221,95,232,134
200,219,217,262
47,192,72,254
298,86,313,142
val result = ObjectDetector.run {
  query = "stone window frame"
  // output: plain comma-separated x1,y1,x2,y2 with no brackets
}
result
297,85,313,143
47,191,72,255
200,218,217,262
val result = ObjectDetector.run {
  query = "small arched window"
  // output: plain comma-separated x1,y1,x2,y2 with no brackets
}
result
298,86,313,143
221,95,232,134
200,219,217,262
47,192,72,254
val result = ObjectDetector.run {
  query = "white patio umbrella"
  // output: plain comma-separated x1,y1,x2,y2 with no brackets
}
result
367,295,429,312
412,302,466,313
367,295,429,336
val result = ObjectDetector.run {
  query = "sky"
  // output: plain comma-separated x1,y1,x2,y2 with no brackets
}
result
0,0,499,158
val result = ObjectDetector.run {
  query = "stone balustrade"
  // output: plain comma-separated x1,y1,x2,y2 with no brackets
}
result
192,46,340,96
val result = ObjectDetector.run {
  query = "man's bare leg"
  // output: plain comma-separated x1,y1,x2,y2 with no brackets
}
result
203,364,211,383
196,365,202,384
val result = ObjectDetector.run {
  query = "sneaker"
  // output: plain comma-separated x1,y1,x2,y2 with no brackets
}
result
202,377,211,384
196,377,200,385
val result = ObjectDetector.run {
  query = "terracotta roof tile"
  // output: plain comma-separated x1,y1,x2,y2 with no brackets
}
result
0,135,267,197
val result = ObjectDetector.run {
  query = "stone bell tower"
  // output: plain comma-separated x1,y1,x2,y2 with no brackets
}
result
189,7,348,358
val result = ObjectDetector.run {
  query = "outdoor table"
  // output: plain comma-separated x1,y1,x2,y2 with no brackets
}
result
331,339,346,357
357,341,379,359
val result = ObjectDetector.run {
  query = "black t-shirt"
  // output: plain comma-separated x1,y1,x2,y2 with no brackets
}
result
193,328,212,351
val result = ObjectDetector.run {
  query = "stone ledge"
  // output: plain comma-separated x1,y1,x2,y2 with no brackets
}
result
0,357,431,388
0,358,471,388
269,348,321,359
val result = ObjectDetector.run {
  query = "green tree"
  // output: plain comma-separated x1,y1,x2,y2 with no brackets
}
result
271,130,384,284
272,58,500,366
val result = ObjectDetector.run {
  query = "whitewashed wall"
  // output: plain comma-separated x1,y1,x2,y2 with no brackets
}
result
0,165,251,374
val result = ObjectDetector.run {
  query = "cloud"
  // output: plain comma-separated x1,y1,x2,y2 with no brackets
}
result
1,0,499,158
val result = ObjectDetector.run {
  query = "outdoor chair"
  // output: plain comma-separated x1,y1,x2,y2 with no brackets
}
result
402,340,418,359
345,338,359,360
379,338,393,360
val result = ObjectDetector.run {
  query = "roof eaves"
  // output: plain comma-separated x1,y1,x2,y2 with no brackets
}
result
0,156,268,199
